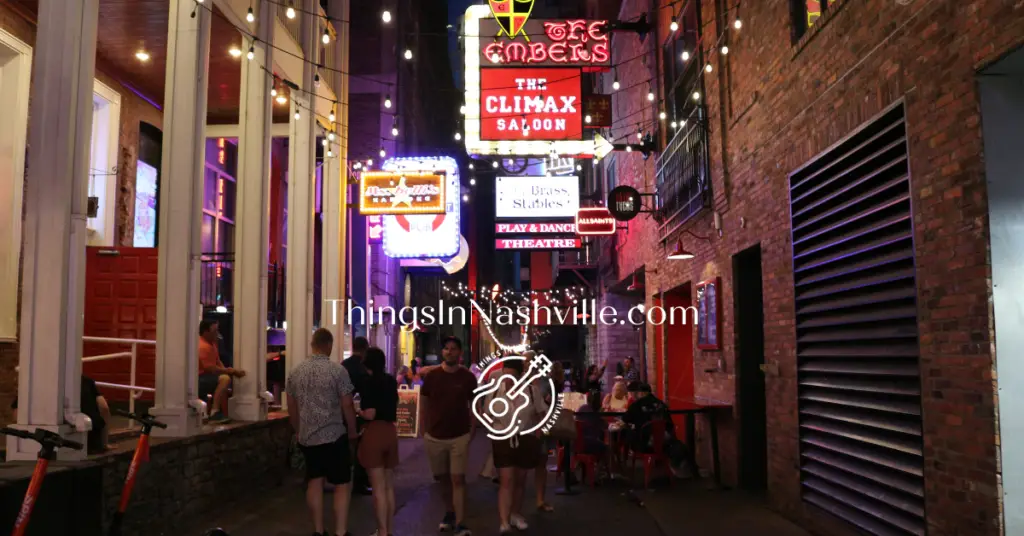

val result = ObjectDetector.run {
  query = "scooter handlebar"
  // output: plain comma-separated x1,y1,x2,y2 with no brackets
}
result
111,409,168,429
0,427,84,450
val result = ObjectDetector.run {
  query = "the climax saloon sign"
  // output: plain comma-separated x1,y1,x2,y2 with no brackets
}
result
481,69,581,140
359,172,446,215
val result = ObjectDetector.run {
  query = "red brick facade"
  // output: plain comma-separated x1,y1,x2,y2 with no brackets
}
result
601,0,1023,534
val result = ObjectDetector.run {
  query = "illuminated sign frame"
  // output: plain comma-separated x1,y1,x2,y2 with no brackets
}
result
496,222,576,234
359,171,446,215
381,157,461,259
495,238,581,250
463,5,613,159
495,175,580,219
575,207,616,235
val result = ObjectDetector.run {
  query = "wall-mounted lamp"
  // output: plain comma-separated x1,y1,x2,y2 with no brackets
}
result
666,230,712,260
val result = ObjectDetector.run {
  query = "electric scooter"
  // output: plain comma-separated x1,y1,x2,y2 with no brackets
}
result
108,409,167,536
0,427,84,536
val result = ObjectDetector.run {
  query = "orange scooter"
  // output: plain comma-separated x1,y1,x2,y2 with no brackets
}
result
108,409,167,536
0,426,84,536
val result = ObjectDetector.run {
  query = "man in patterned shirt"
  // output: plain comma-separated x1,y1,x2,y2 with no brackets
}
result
287,328,359,536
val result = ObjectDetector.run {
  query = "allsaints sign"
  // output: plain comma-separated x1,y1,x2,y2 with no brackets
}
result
480,69,582,140
495,238,581,249
575,207,616,235
496,222,576,234
360,172,446,215
495,176,580,219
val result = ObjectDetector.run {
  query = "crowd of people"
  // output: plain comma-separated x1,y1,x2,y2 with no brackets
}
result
281,329,691,536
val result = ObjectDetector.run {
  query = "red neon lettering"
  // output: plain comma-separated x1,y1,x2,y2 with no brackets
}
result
566,20,588,42
548,43,567,63
529,42,547,63
544,21,568,41
506,42,528,63
592,42,610,63
588,21,608,41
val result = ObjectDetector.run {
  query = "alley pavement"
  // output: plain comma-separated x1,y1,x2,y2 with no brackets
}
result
183,436,811,536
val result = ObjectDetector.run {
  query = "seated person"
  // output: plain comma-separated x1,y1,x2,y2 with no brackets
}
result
198,320,245,422
10,374,113,453
622,383,691,477
576,391,609,456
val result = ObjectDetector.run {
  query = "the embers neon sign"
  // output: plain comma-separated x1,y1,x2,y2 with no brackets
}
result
481,19,610,67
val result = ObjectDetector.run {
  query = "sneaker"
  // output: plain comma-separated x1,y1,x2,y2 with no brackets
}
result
208,412,229,423
499,525,513,535
453,524,472,536
509,514,528,530
439,512,456,531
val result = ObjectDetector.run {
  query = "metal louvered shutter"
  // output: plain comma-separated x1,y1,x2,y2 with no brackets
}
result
788,103,925,536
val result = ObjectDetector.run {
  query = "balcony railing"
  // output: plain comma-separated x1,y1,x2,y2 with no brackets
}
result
655,119,711,239
199,253,286,327
276,2,301,45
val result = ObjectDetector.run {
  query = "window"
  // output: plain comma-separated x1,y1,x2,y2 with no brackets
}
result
201,164,236,256
791,0,829,41
660,0,705,130
88,80,122,247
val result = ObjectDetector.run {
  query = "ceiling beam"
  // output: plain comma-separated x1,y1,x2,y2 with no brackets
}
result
206,123,291,138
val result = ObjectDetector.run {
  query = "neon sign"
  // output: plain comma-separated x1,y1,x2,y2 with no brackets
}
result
575,207,616,235
359,171,446,215
496,222,576,234
367,215,383,244
488,0,533,40
495,238,581,250
480,19,610,68
495,176,579,219
381,157,461,259
481,68,582,141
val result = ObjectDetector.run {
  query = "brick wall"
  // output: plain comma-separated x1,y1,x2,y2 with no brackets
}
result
605,0,1023,534
0,4,164,427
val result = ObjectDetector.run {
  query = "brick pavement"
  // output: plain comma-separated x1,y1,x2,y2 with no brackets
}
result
182,435,809,536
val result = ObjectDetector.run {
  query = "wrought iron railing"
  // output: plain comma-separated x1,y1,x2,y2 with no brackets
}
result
199,253,286,327
655,119,711,239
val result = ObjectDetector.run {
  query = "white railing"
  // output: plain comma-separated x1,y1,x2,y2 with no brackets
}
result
82,336,156,422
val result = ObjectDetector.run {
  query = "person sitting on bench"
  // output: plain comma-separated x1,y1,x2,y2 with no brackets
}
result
198,320,245,422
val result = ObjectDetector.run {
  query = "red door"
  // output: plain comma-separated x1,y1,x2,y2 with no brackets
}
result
663,287,694,439
83,247,159,402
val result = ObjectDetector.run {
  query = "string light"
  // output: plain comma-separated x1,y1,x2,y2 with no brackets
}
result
404,49,413,60
276,94,287,105
229,46,242,58
379,146,386,158
322,28,331,45
734,18,743,29
626,146,632,153
705,63,713,73
286,1,295,19
314,73,320,87
294,109,300,120
321,139,328,147
585,114,592,124
326,149,333,157
721,46,729,55
454,132,462,141
382,10,392,23
470,178,476,185
612,70,620,91
659,111,667,120
692,91,701,101
670,20,679,32
459,105,466,114
462,194,469,202
247,45,255,61
329,108,336,122
468,163,474,170
647,84,655,101
246,6,254,23
492,161,499,169
391,119,399,137
671,120,678,129
327,131,335,141
636,127,643,140
681,50,690,61
384,94,392,108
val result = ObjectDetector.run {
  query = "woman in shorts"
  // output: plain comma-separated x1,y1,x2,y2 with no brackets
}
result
358,347,400,536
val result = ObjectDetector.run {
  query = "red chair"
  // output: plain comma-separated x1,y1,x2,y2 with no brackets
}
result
572,419,608,486
628,418,670,489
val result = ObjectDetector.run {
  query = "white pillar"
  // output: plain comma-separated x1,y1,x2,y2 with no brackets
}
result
7,0,99,461
322,0,350,352
150,0,212,437
229,0,273,421
284,0,319,388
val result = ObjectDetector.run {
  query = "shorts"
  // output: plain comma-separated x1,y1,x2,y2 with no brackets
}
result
298,434,352,485
492,434,545,469
424,433,471,477
198,373,227,399
359,421,399,469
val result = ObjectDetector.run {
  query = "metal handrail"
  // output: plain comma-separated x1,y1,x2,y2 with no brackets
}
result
82,336,156,423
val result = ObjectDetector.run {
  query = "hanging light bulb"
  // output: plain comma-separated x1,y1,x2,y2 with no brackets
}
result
659,111,667,120
329,109,336,122
681,50,690,61
384,94,392,109
404,49,413,60
626,145,633,153
247,45,255,60
470,178,476,185
462,194,469,202
705,63,713,73
321,139,328,147
721,46,729,55
670,20,679,32
382,10,392,23
286,1,296,19
576,163,582,171
612,77,620,91
671,120,678,129
326,149,333,157
647,87,655,101
229,47,242,58
322,28,331,45
314,73,320,87
454,132,462,141
367,159,373,166
294,110,300,120
468,163,474,170
636,128,643,140
271,88,277,97
327,132,335,141
734,19,743,29
379,146,386,158
492,161,499,169
692,91,701,100
391,119,399,137
585,114,592,124
276,94,287,105
246,6,254,23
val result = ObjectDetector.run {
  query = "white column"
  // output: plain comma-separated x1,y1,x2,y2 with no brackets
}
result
7,0,99,461
229,0,273,421
322,0,350,352
284,0,319,388
150,0,212,437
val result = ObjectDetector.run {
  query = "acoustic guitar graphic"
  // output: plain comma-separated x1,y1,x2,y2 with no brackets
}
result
473,355,553,440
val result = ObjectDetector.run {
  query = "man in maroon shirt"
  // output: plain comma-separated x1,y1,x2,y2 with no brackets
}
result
421,336,477,536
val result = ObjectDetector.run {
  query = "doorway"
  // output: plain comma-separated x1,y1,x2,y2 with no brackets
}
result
663,283,694,438
733,244,767,492
980,46,1024,535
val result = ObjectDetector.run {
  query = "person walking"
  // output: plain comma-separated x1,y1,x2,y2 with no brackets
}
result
358,347,400,536
287,328,359,536
343,336,372,495
420,336,477,536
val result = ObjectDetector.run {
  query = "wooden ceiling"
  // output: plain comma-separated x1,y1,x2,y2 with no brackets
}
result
3,0,290,124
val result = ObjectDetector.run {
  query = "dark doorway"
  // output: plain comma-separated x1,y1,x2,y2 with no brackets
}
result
733,244,767,492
